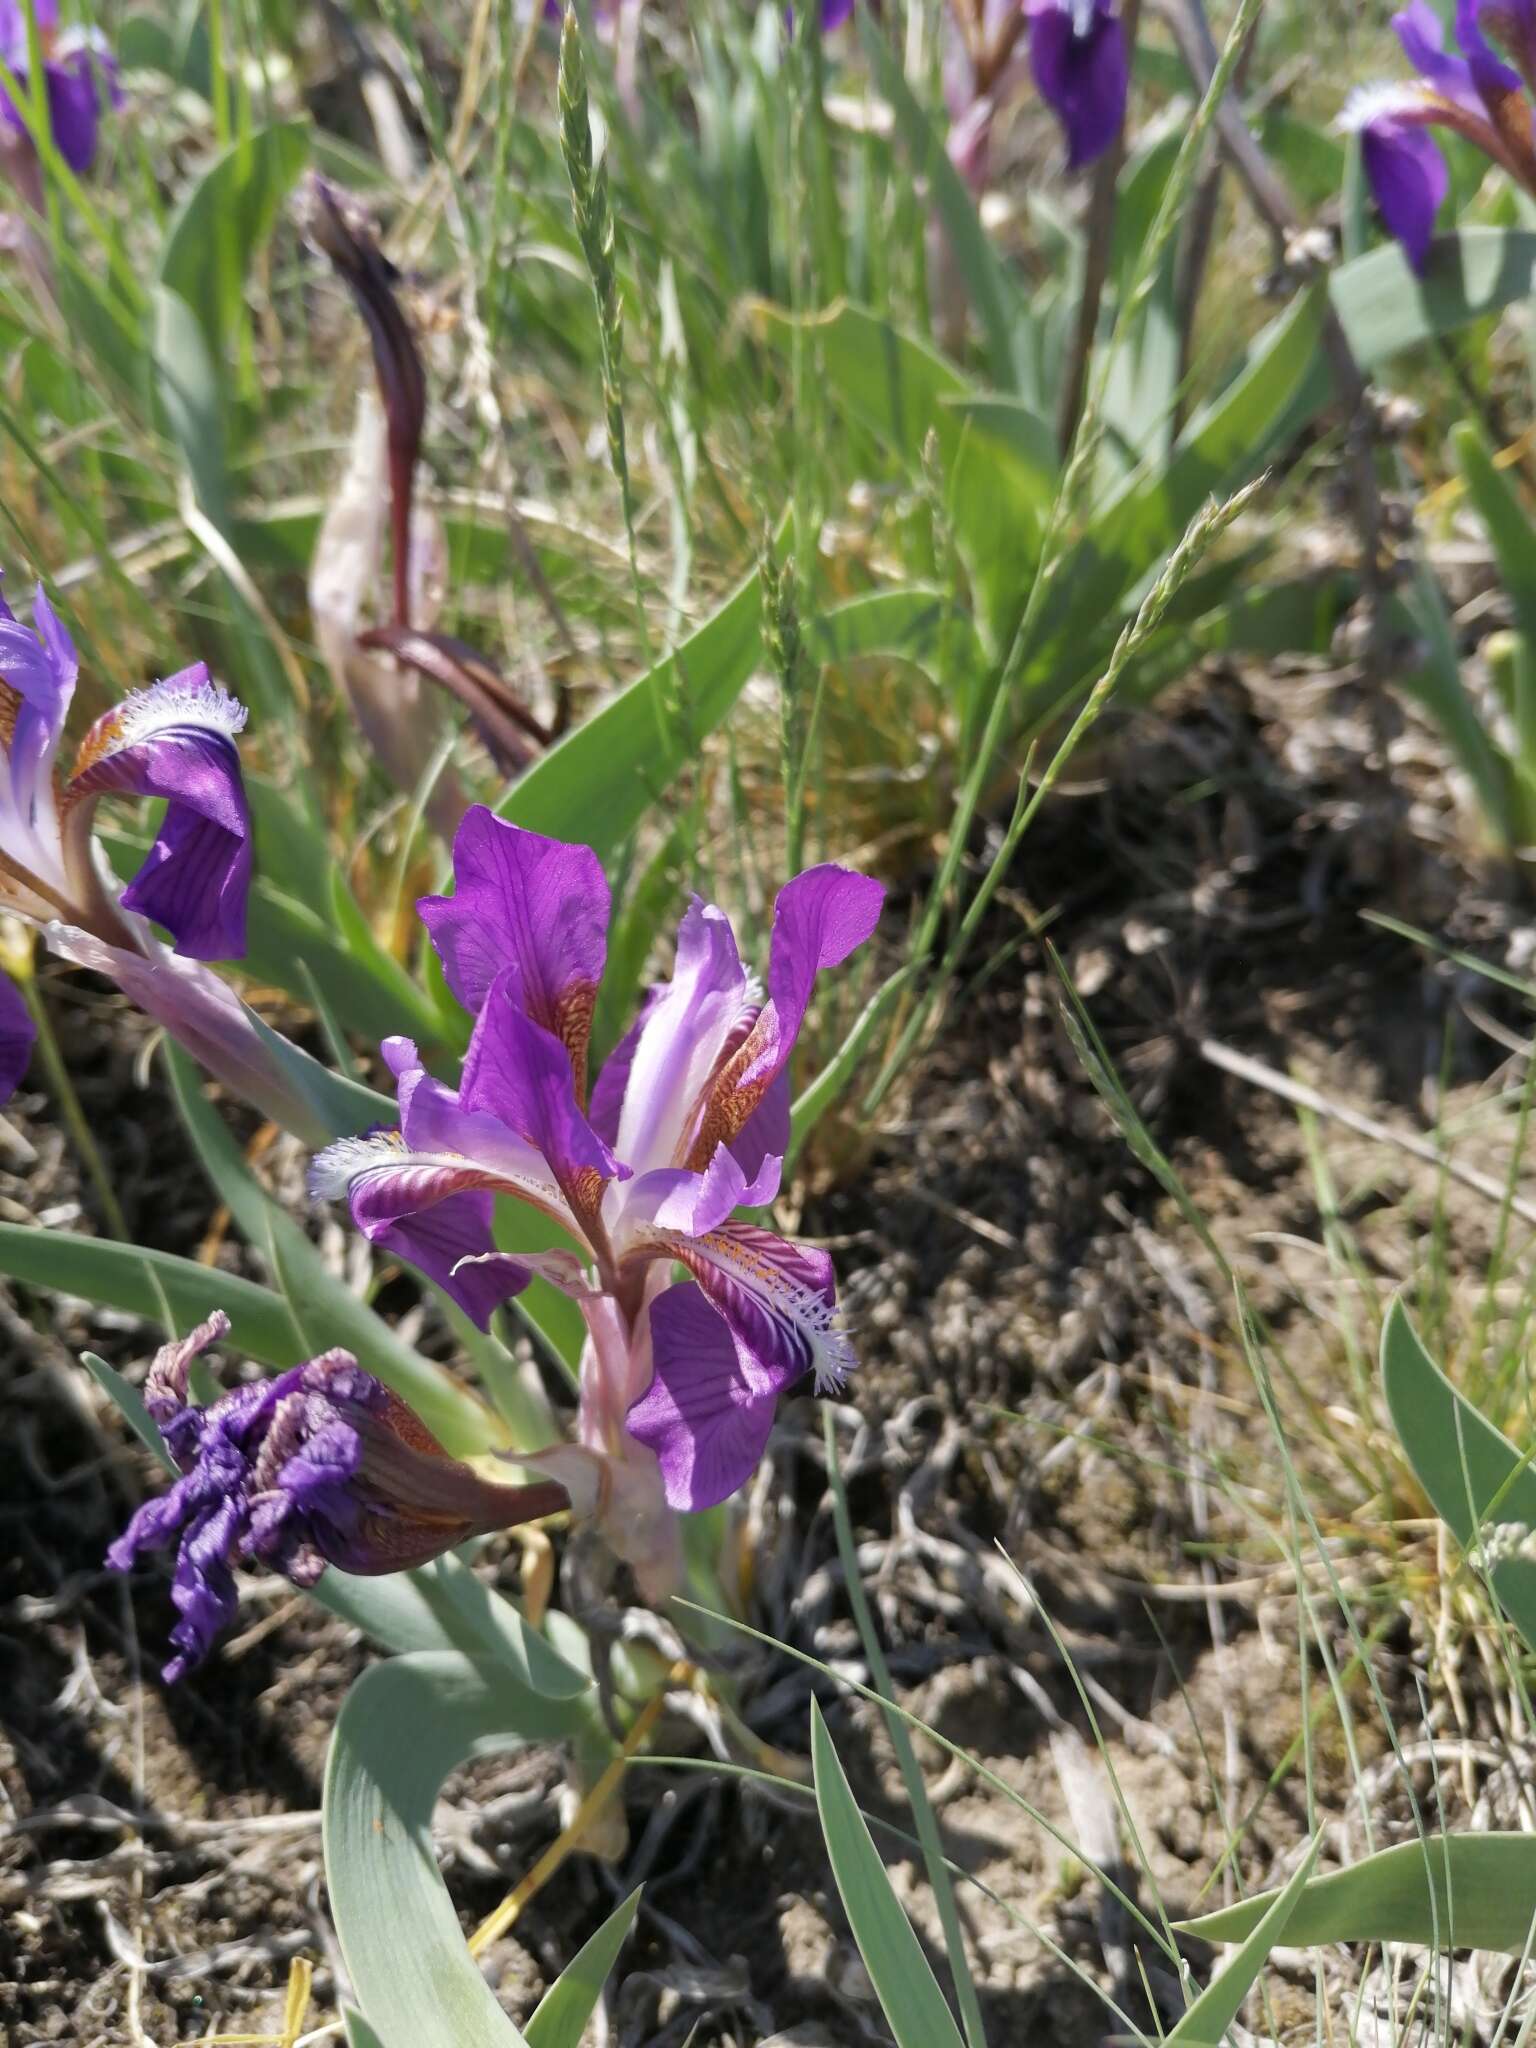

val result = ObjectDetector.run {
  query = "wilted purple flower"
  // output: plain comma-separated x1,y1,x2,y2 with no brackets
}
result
1341,1,1536,273
0,0,118,180
311,808,883,1590
107,1312,570,1681
1026,0,1129,170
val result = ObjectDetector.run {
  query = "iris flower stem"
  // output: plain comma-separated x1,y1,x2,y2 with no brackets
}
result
1056,0,1144,454
14,956,129,1241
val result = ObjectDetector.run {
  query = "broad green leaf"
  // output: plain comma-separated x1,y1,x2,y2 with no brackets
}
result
157,121,310,371
151,282,229,529
501,546,766,855
1090,281,1327,578
244,870,449,1053
313,1554,591,1698
1451,420,1536,650
753,303,1046,640
327,863,451,1047
1179,1833,1536,1957
525,1888,643,2048
1381,1297,1536,1652
1165,1836,1319,2045
97,793,448,1057
0,1222,306,1367
810,1700,966,2048
809,587,986,694
164,1046,503,1456
858,12,1025,396
944,397,1058,510
1101,132,1184,474
324,1653,591,2048
82,1351,174,1472
344,2013,387,2048
1332,229,1536,378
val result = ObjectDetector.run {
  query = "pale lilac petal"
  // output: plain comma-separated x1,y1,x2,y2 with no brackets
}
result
418,806,609,1088
69,667,252,960
1394,0,1479,109
0,580,75,828
0,1,53,72
1028,0,1129,170
47,924,336,1148
589,990,656,1148
691,865,883,1162
1457,0,1525,102
613,898,749,1174
619,1143,782,1240
628,1282,787,1511
0,970,33,1100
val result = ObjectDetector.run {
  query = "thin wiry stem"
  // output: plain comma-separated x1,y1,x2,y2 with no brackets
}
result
559,8,655,684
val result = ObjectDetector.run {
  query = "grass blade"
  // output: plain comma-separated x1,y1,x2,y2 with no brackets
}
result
809,1699,966,2048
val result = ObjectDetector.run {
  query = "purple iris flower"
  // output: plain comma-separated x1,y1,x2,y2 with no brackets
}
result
311,807,883,1582
0,0,118,177
107,1312,570,1681
1026,0,1129,170
0,577,253,1100
1342,1,1536,273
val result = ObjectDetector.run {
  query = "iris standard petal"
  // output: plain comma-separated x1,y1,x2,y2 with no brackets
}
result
419,806,609,1090
1027,0,1129,170
1457,0,1526,98
0,970,33,1101
688,864,883,1165
68,666,252,960
612,897,750,1174
618,1142,783,1242
1394,0,1480,109
0,580,76,849
628,1281,787,1511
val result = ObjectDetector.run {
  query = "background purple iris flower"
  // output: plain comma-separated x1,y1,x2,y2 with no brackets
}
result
1343,1,1536,272
107,1313,569,1682
312,808,884,1531
0,0,118,177
0,580,254,1101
